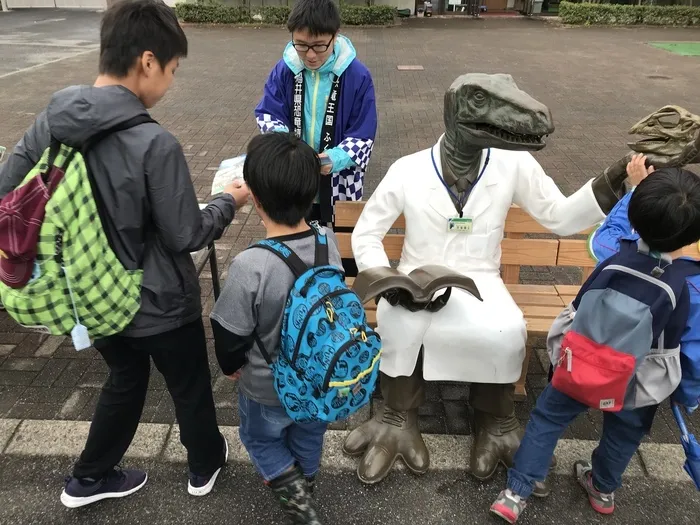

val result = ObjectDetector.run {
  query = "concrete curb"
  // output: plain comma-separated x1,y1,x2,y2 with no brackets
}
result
0,417,692,484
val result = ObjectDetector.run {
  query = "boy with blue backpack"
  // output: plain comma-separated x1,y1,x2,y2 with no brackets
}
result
211,132,380,525
490,155,700,523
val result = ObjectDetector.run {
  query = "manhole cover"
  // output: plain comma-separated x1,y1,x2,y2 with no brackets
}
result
646,74,672,80
397,65,424,71
648,41,700,56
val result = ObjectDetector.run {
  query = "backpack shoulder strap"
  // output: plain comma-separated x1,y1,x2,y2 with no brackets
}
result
82,114,158,154
310,221,330,267
247,239,308,280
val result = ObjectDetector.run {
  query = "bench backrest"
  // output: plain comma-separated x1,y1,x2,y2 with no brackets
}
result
335,201,700,286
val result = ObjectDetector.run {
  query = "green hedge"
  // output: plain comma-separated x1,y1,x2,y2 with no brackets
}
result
175,3,397,26
559,1,700,26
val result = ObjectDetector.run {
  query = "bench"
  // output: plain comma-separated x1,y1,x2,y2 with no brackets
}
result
192,203,223,300
192,243,222,300
335,201,700,400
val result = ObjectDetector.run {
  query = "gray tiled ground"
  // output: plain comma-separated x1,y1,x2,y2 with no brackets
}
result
1,16,699,440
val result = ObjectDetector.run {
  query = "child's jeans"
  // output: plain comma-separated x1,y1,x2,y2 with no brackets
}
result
508,383,658,499
238,390,327,481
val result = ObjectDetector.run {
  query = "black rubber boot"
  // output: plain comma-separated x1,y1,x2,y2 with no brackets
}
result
269,466,322,525
305,474,316,497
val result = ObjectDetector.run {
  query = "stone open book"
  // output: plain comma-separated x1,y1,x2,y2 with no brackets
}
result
350,265,482,305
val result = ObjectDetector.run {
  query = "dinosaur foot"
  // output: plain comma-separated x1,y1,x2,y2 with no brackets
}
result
343,405,429,485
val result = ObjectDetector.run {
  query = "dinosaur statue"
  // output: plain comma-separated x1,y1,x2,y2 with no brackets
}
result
593,104,700,212
343,73,624,492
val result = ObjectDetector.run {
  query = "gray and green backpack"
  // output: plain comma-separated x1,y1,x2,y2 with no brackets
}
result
0,116,155,347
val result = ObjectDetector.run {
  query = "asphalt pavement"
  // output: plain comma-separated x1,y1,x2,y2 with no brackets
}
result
0,9,100,78
1,454,698,525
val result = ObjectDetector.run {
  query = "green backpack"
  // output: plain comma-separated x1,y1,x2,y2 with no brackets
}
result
0,116,155,348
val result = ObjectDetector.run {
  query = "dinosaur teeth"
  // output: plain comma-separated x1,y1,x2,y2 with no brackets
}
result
469,123,543,143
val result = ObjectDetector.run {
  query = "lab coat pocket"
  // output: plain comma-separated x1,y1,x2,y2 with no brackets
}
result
465,229,501,260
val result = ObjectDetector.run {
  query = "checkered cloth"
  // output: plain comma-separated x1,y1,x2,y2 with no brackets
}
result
339,137,373,172
0,144,143,337
255,116,373,205
256,114,289,134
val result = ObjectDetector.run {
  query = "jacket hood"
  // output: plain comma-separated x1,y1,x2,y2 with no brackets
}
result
46,85,150,148
283,34,357,77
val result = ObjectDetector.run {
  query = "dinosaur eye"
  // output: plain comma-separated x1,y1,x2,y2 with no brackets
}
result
473,90,486,105
658,114,680,127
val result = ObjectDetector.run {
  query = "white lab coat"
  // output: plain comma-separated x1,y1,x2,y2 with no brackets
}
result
352,138,606,383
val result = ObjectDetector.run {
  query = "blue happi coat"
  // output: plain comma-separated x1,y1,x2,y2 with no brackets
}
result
254,35,377,206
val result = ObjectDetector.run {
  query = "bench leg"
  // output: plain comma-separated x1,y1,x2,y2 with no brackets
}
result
514,345,531,402
209,244,221,301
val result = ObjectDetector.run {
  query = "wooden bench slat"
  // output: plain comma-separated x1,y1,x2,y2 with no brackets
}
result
501,238,559,266
555,284,580,295
505,284,558,295
336,233,559,267
334,201,594,235
525,317,554,334
510,293,565,307
560,295,577,304
520,305,566,319
335,203,405,230
556,239,595,268
335,233,405,260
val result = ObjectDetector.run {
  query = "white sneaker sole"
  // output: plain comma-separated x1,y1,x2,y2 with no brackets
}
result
60,473,148,509
188,435,229,497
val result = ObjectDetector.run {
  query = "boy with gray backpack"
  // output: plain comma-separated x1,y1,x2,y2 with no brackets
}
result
490,155,700,523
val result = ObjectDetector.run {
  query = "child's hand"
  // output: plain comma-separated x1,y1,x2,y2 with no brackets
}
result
626,153,654,187
225,181,250,207
319,153,333,176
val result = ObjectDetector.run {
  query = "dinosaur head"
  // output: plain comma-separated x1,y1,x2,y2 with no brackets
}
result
443,73,554,153
628,105,700,164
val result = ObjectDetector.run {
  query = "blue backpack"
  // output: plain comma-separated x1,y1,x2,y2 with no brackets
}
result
249,223,382,423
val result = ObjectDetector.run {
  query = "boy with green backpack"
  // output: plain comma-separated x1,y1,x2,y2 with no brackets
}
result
0,0,248,508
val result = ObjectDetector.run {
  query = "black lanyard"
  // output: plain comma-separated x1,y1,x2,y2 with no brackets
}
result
293,72,343,224
292,72,342,152
431,146,490,218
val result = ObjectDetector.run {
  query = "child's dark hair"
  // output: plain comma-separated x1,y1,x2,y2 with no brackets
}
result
244,133,320,227
287,0,341,36
99,0,188,78
628,167,700,253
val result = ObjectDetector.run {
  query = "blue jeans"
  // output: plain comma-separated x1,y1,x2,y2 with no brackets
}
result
238,390,328,481
508,383,658,499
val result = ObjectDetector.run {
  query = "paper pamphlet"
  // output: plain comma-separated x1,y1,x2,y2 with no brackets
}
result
211,154,246,195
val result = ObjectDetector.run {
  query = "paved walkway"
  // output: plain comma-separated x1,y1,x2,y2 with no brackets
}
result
1,14,700,443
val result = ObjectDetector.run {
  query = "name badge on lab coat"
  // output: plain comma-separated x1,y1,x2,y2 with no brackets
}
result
447,217,473,233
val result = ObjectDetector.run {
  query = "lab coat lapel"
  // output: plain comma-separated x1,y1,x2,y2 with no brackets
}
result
461,149,495,221
427,143,457,220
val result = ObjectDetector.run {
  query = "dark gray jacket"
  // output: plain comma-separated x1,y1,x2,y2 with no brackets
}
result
0,85,235,337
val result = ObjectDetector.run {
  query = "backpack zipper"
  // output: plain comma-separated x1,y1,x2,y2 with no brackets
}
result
602,264,676,308
290,288,356,366
322,330,380,391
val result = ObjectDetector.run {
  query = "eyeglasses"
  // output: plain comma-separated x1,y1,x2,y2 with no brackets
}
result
292,37,334,54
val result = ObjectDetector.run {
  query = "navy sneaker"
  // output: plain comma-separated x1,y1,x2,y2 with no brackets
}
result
187,435,229,496
60,467,147,508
